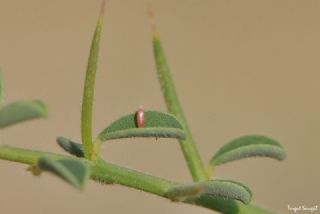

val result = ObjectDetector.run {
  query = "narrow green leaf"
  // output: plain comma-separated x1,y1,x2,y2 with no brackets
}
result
38,156,90,190
56,137,84,157
210,135,286,166
166,180,252,205
97,110,185,141
0,100,47,128
150,11,207,181
81,0,105,159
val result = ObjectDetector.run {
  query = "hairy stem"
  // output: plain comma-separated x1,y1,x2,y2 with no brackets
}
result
0,144,175,196
152,34,208,181
91,159,177,196
0,145,72,166
0,144,275,214
81,0,105,160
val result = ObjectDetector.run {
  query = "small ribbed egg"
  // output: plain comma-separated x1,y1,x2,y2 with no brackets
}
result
135,106,145,128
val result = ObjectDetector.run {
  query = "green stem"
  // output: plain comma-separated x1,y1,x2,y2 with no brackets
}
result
152,35,208,181
0,144,275,214
0,144,69,164
81,0,105,160
92,137,103,159
91,159,176,196
0,144,175,196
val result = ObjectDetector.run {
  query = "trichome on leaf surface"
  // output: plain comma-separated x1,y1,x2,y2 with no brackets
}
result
0,1,286,214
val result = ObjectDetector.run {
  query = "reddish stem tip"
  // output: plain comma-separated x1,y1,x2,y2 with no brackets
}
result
147,1,157,36
100,0,106,16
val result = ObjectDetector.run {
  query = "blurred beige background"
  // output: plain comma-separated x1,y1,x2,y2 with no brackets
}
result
0,0,319,213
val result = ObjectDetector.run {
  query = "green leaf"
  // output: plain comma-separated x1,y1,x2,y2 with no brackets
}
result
0,100,47,128
56,137,84,157
81,0,105,159
97,110,185,141
165,180,252,205
210,135,286,166
37,156,90,190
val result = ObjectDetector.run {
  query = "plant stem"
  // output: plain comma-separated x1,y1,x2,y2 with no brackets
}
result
0,144,275,214
81,0,105,160
0,144,68,164
0,144,176,196
91,159,177,196
152,34,208,181
92,137,103,159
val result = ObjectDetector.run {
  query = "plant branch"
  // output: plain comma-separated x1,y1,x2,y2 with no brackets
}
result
90,159,177,196
152,33,208,181
148,5,208,181
0,144,176,196
81,0,105,160
0,144,275,214
0,145,75,165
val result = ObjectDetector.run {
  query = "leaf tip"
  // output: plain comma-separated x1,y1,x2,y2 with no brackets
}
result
56,137,84,157
35,100,48,118
38,157,90,190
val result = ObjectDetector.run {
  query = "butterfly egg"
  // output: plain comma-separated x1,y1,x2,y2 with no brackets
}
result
135,106,145,128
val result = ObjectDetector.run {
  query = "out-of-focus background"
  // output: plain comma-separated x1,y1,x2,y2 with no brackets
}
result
0,0,319,213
